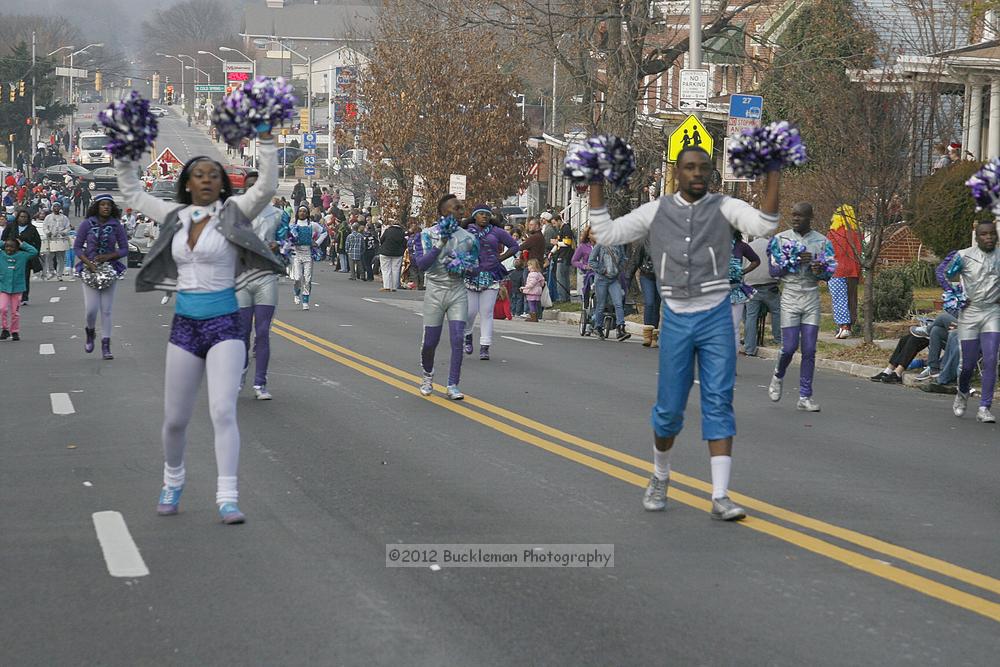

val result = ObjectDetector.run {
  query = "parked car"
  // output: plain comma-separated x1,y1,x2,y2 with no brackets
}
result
148,180,176,201
127,222,154,267
43,163,96,189
224,165,254,193
90,167,118,190
149,106,168,117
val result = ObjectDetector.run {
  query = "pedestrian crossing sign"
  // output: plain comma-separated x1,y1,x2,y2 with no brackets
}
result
667,115,713,163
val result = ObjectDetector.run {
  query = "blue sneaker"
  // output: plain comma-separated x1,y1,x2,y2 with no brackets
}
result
157,485,184,515
218,502,246,524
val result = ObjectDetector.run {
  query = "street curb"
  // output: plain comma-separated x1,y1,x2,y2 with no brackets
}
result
752,346,883,379
547,307,892,380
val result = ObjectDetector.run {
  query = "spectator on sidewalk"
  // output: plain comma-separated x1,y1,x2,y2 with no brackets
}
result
292,179,306,210
912,312,959,381
729,231,760,354
508,257,526,317
920,327,962,393
346,223,365,280
521,218,545,264
550,214,575,302
363,224,378,281
588,242,631,342
624,237,659,347
378,219,407,291
743,235,781,356
828,205,862,339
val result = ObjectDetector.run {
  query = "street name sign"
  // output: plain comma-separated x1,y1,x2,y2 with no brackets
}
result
194,84,225,93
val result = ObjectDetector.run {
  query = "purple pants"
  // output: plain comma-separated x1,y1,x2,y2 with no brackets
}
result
775,324,819,398
239,305,275,387
421,320,465,386
959,333,1000,408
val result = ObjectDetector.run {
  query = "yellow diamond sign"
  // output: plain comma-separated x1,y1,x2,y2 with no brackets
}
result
667,115,713,163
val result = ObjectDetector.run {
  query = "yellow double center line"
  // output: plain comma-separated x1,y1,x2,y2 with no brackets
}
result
271,319,1000,623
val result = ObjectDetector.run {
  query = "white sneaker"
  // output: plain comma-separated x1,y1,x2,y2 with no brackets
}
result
446,384,464,400
796,397,821,412
419,372,433,396
293,295,301,305
953,391,969,417
768,374,782,402
302,302,309,310
160,294,171,305
254,385,273,400
976,406,995,423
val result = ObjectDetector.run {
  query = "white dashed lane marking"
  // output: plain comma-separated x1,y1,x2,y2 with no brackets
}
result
58,286,67,291
91,511,150,578
49,296,60,303
39,344,55,355
42,316,54,323
501,336,544,346
50,393,75,415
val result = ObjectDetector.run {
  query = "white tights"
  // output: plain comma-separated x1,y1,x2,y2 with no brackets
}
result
82,282,117,335
161,339,245,505
465,288,499,346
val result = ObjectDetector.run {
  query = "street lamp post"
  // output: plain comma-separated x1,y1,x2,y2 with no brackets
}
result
178,54,197,109
257,39,311,134
157,53,185,111
68,43,103,161
219,47,259,164
185,65,211,112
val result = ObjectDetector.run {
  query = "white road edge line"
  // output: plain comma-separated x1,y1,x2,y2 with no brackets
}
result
50,393,75,415
42,316,54,323
39,344,55,355
49,296,61,303
92,511,150,578
362,298,380,303
501,336,544,346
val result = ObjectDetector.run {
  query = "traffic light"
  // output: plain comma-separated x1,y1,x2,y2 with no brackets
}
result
18,80,24,97
95,71,102,92
8,134,14,144
165,84,174,105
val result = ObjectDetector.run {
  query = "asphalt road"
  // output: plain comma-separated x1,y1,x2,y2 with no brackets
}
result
2,255,998,665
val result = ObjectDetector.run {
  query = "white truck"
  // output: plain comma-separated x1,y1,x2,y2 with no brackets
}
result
77,130,111,169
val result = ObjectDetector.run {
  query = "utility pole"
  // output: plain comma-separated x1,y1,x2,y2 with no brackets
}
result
690,0,703,121
30,31,36,177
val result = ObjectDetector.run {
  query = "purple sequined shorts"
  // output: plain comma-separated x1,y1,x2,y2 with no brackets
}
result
168,312,243,359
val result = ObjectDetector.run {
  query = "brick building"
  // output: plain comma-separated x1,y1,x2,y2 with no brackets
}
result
877,224,937,266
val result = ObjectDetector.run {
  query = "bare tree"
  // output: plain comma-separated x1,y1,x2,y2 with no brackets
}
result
360,0,535,225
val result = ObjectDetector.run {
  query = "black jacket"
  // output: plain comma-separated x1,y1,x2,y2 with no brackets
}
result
378,224,407,257
2,223,43,272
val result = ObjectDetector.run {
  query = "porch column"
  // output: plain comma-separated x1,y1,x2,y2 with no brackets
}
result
963,81,973,153
970,81,984,160
988,77,1000,159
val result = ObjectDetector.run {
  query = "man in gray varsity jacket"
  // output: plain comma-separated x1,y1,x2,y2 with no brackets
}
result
589,146,780,521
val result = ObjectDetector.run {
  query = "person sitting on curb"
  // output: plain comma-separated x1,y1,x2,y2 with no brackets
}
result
870,312,958,384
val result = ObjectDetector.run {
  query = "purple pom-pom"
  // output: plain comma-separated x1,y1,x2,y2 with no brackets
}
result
211,76,296,146
815,251,838,276
966,159,1000,212
942,285,969,315
563,135,635,187
727,121,808,179
98,91,158,161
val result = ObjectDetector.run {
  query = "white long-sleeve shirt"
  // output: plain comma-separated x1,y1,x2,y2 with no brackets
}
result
589,192,779,313
117,140,277,292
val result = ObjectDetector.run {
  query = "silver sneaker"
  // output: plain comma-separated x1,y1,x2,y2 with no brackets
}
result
768,374,782,402
160,294,171,305
293,295,301,305
419,373,434,396
446,384,464,400
254,385,272,400
711,496,746,521
796,396,821,412
914,367,937,381
642,475,669,511
976,406,996,423
302,302,309,310
953,391,969,417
